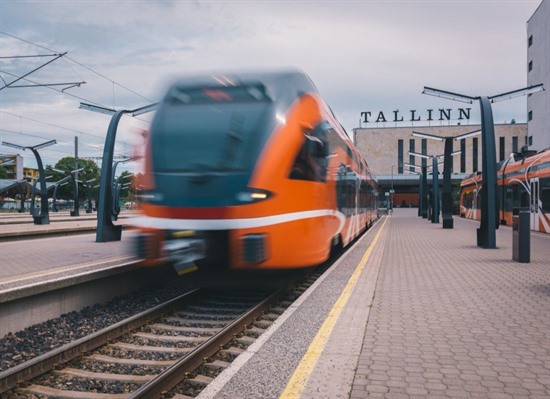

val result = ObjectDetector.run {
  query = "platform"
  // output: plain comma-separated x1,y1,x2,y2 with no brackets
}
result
197,208,550,399
0,210,135,241
0,212,138,293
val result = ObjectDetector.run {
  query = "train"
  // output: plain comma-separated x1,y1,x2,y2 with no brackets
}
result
459,147,550,233
132,70,379,274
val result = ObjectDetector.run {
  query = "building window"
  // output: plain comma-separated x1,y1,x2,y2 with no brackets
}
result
421,138,427,168
460,139,466,173
528,136,533,146
528,35,533,47
528,110,533,121
528,60,533,72
398,139,403,174
409,139,415,172
512,136,518,153
473,137,478,172
499,137,505,162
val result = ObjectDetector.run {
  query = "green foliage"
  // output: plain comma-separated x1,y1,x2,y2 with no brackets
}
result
47,157,100,201
0,166,8,179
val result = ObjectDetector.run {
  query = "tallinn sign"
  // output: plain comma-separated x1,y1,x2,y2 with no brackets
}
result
361,107,471,124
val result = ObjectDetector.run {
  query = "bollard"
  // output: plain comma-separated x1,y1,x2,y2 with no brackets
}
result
512,207,530,263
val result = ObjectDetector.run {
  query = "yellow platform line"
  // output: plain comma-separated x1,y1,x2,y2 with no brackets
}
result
279,217,388,399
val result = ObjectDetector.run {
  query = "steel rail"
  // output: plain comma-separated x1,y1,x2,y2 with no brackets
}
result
0,288,201,394
128,284,290,399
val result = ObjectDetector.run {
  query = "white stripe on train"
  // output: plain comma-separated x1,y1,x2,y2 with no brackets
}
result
131,209,347,233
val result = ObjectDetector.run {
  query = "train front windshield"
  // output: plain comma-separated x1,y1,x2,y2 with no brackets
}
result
151,84,272,173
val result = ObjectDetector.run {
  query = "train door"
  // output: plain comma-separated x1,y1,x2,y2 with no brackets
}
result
530,178,539,230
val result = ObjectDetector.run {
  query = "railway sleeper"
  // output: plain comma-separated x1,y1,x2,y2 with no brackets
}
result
131,332,207,343
53,367,154,383
109,342,193,354
162,316,228,327
269,306,286,314
84,354,174,367
185,374,214,389
243,326,265,338
20,384,127,399
219,346,245,361
174,311,238,320
186,305,250,314
202,359,230,371
147,323,219,335
254,320,272,329
236,335,255,347
261,312,279,321
199,299,257,308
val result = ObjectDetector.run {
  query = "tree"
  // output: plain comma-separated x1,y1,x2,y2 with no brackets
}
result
49,157,100,201
0,166,8,179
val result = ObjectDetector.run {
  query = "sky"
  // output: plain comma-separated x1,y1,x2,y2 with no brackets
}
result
0,0,543,173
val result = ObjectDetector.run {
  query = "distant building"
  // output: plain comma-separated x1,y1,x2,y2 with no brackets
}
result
527,0,549,151
0,154,24,180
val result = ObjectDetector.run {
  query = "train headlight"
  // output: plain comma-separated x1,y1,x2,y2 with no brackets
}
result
236,188,272,203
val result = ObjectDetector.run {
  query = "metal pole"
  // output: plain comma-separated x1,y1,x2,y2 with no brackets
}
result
71,136,80,216
96,110,130,242
477,97,498,248
421,165,428,218
418,172,422,217
441,137,454,228
432,156,439,224
29,148,50,225
391,165,394,212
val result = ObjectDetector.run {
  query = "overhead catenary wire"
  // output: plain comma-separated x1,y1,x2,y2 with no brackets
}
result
0,31,154,103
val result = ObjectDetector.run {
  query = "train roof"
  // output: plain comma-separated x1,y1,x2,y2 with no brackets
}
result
165,69,319,104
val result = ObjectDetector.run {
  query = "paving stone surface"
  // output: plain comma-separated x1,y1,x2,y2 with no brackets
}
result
351,208,550,398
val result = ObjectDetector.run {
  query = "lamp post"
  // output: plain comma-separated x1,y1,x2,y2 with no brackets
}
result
422,84,544,248
390,165,395,212
404,162,437,218
53,167,85,216
51,176,71,212
79,102,156,242
409,151,443,223
2,140,56,224
411,130,477,228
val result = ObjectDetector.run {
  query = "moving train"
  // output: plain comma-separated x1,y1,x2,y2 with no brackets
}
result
459,147,550,233
132,70,379,274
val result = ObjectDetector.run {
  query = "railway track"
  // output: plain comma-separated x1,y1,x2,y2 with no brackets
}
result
0,264,330,399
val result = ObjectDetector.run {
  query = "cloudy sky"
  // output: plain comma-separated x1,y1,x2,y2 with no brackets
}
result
0,0,542,171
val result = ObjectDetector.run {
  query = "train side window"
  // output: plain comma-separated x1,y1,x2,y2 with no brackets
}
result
541,178,550,212
512,183,521,208
289,123,329,182
504,187,514,211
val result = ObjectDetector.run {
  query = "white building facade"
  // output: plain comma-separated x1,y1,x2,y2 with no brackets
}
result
527,0,550,152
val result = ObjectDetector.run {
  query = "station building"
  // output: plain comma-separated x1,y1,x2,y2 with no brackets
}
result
353,122,527,207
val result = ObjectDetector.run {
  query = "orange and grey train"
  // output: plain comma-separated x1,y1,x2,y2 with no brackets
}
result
460,148,550,233
132,70,379,273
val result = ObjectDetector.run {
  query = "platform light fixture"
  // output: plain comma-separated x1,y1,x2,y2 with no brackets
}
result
411,131,445,141
408,151,431,160
132,103,158,116
489,83,544,103
422,86,476,104
454,129,482,141
2,139,57,151
79,102,116,115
